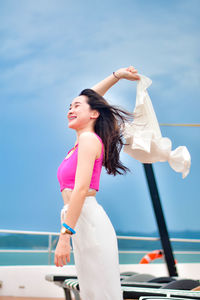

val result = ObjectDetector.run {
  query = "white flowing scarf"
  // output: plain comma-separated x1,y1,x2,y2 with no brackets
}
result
123,75,191,178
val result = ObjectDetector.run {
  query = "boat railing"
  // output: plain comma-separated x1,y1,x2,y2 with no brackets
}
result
0,229,200,265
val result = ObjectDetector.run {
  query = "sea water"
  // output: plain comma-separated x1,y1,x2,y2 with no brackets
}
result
0,252,200,266
0,234,199,266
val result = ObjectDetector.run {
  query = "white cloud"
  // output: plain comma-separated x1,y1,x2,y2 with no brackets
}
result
0,0,199,101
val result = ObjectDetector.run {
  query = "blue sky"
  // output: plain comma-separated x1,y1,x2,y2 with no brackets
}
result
0,0,200,235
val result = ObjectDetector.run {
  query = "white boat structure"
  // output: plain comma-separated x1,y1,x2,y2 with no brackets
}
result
0,229,199,299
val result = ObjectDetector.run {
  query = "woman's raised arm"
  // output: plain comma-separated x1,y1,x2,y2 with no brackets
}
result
91,66,140,96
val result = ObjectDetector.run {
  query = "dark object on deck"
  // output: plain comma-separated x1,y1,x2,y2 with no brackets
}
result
45,274,77,282
120,271,138,276
120,271,138,281
162,279,200,290
149,276,177,283
143,163,178,277
46,275,200,300
139,297,193,300
121,281,163,289
122,285,200,299
121,273,155,282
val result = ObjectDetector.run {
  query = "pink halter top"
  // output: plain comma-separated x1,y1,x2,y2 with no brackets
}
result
57,133,104,192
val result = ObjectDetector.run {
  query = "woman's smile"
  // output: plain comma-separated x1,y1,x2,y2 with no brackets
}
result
68,116,77,121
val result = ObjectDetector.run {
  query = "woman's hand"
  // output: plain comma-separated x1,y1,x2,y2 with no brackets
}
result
92,65,140,96
54,234,71,267
115,66,140,81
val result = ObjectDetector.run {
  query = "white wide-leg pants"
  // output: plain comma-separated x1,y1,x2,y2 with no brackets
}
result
61,196,123,300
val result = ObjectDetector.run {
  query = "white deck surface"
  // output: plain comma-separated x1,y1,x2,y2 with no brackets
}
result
0,264,199,298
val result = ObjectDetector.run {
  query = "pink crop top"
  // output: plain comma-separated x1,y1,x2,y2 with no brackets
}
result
57,133,104,192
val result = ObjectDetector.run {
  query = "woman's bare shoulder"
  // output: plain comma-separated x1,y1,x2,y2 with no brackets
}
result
79,132,100,143
79,132,102,155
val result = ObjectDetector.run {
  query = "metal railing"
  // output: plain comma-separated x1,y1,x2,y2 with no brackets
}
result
0,229,59,265
0,229,200,265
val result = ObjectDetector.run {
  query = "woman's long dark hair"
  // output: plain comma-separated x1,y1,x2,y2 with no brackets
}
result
79,88,133,175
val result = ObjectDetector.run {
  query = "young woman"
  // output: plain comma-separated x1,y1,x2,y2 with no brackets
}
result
55,66,140,300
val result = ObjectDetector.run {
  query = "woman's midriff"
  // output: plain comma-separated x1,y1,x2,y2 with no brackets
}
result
61,188,97,205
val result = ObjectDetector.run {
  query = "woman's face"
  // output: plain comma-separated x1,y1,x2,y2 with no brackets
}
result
67,95,98,130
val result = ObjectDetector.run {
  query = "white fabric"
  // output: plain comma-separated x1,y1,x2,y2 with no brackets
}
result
61,196,123,300
123,75,191,178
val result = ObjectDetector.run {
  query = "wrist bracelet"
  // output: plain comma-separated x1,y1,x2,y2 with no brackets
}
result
113,71,120,80
61,226,72,235
62,223,76,234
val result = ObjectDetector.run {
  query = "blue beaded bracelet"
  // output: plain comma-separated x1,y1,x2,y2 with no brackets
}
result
62,222,76,234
